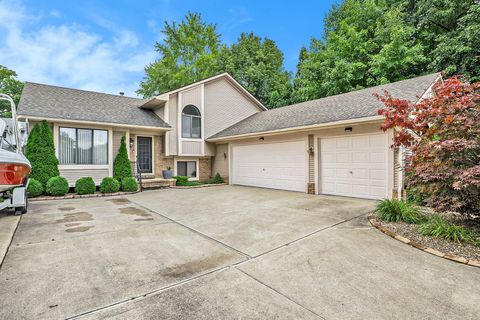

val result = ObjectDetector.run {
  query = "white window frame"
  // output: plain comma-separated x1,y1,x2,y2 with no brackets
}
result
58,126,109,166
174,157,199,181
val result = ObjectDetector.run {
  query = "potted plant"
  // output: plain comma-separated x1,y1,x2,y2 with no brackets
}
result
162,166,173,179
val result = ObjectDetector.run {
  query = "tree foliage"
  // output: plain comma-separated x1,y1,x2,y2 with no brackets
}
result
376,76,480,217
218,32,292,108
399,0,479,81
138,13,292,109
113,136,132,182
0,65,24,117
294,0,426,102
137,12,221,98
25,121,59,187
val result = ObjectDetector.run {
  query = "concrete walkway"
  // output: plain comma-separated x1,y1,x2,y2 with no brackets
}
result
0,186,479,319
0,212,20,267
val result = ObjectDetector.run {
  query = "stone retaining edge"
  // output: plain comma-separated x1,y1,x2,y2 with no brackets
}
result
368,214,480,268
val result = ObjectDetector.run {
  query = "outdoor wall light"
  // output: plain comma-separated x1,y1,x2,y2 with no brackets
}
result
129,137,134,148
223,152,227,159
308,147,314,155
344,127,353,132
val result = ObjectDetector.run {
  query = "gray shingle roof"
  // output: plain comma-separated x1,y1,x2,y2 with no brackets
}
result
18,82,170,128
209,73,440,139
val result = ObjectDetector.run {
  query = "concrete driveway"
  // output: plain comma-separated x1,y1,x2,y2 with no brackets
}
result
0,186,479,319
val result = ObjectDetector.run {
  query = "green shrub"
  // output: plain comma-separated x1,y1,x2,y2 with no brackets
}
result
420,216,478,244
406,187,426,206
25,121,59,186
75,177,96,195
212,173,223,184
122,177,138,192
99,177,120,193
375,199,425,224
173,176,189,185
113,136,132,182
46,176,69,196
173,176,202,186
27,178,43,197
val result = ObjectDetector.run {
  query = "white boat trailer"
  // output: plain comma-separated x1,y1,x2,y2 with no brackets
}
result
0,185,28,215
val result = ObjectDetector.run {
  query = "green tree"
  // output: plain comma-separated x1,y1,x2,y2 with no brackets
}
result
0,65,24,117
218,32,292,108
294,0,426,101
137,12,221,97
400,0,480,81
113,136,132,182
25,121,59,186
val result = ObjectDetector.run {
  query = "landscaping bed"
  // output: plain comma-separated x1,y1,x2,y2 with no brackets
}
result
374,217,480,262
30,190,138,201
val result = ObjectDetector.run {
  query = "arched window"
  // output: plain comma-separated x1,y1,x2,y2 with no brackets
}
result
182,105,201,138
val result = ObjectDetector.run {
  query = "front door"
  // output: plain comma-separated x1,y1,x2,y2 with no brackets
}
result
137,136,152,174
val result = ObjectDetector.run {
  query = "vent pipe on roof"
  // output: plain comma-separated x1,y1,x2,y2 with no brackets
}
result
119,92,124,96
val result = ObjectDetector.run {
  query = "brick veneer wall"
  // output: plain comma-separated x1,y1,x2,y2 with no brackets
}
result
154,135,174,178
199,157,212,181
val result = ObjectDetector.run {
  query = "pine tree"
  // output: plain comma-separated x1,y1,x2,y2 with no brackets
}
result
25,121,59,186
113,136,132,182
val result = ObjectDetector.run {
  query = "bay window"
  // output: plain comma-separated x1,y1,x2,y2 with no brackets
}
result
59,127,108,165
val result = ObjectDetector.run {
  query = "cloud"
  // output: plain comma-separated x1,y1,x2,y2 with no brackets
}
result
0,0,155,97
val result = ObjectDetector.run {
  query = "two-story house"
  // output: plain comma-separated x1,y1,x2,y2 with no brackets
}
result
17,72,441,200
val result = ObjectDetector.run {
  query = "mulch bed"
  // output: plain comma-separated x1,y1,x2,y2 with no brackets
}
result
30,190,138,201
375,218,480,262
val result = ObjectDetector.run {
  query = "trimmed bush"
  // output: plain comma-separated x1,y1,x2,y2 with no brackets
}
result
25,121,59,187
27,178,43,197
122,177,138,192
375,199,425,224
46,176,69,196
75,177,96,195
420,216,478,244
212,173,224,184
173,175,202,186
113,136,132,183
99,177,120,193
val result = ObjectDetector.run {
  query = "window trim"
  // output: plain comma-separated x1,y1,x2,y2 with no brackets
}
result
59,126,109,165
181,105,202,139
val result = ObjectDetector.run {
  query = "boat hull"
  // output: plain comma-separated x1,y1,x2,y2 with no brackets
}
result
0,150,31,192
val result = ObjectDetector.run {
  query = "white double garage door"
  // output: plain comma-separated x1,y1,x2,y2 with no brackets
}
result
231,133,388,200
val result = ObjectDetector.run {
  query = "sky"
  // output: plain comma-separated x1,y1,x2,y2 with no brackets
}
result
0,0,338,97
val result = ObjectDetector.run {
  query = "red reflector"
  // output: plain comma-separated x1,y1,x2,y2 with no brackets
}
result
0,164,31,186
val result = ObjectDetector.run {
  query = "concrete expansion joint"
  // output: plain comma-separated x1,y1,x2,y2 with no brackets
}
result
368,214,480,268
128,199,252,259
236,268,327,320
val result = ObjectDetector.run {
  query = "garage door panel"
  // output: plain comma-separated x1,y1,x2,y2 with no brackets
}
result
232,141,306,192
320,133,388,200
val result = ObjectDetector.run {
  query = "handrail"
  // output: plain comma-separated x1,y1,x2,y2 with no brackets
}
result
135,155,143,192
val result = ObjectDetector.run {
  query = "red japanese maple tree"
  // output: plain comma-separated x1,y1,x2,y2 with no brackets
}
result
376,76,480,217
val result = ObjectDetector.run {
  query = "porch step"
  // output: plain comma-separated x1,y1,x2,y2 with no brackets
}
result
140,178,176,190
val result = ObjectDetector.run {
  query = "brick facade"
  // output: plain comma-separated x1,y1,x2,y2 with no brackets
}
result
307,183,315,195
154,135,174,178
199,157,212,181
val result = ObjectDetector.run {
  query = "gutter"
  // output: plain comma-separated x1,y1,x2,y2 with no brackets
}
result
17,115,172,131
206,115,385,143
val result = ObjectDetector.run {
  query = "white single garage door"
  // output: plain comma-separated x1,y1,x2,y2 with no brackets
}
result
232,140,307,192
320,133,388,200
